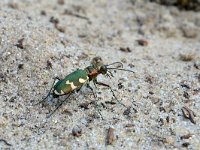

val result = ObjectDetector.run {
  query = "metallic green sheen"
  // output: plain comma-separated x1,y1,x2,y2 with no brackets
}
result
54,69,88,94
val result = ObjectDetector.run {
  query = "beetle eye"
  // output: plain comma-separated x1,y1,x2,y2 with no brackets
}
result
100,66,107,74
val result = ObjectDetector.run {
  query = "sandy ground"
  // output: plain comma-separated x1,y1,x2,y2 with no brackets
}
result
0,0,200,149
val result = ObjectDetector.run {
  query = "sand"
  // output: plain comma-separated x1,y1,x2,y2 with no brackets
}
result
0,0,200,149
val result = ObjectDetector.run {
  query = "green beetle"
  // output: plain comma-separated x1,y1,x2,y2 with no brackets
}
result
36,61,134,118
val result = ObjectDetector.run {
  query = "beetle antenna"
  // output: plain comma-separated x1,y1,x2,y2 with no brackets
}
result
106,62,123,68
107,67,134,73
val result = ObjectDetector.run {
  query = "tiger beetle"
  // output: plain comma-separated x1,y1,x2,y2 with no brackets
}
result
36,61,134,118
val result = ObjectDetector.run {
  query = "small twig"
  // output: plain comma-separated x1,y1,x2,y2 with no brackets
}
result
63,9,91,23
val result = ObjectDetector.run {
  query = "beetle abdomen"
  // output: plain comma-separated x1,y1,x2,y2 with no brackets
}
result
53,69,89,96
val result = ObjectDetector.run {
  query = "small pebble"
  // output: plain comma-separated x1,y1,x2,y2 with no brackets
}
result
72,126,82,137
106,127,116,145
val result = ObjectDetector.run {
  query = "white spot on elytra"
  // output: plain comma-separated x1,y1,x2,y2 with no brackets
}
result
66,80,77,90
54,90,64,95
54,79,59,86
60,90,64,94
79,78,87,83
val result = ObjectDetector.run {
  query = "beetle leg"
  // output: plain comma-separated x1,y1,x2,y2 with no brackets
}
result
94,80,128,109
86,84,97,98
34,77,60,105
93,78,98,88
46,93,72,118
94,100,104,120
85,82,103,119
